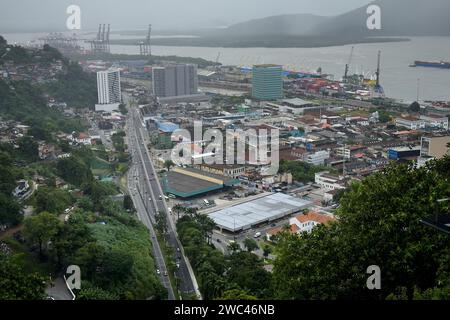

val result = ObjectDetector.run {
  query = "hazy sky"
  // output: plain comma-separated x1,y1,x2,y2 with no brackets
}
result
0,0,373,32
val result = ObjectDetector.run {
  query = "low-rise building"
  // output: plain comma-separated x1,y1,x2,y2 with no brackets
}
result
196,164,246,179
289,211,336,234
314,172,346,191
420,135,450,159
305,150,330,166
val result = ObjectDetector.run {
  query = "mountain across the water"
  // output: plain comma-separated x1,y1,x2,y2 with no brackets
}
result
109,0,450,48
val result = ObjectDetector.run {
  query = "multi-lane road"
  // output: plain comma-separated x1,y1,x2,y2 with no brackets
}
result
125,100,200,300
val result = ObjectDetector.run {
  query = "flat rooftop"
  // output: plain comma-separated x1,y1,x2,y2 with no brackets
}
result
209,193,312,232
161,171,223,198
161,167,239,198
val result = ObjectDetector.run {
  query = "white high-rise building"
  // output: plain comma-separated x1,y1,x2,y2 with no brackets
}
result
96,69,121,111
152,64,198,99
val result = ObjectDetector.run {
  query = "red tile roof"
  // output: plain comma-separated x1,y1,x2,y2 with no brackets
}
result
294,211,335,224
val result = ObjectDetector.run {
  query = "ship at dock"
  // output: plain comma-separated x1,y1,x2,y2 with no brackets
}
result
410,60,450,69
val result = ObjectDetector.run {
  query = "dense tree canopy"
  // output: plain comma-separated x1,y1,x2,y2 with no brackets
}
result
0,254,46,300
23,211,61,258
279,159,329,183
177,214,272,299
57,156,93,187
272,157,450,300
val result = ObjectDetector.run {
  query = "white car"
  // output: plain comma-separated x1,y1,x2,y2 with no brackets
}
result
156,269,161,275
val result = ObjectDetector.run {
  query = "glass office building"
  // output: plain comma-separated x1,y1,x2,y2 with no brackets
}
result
251,64,283,100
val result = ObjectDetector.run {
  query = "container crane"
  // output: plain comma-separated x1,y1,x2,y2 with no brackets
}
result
344,46,354,82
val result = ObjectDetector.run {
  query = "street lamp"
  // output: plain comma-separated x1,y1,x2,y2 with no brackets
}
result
420,198,450,235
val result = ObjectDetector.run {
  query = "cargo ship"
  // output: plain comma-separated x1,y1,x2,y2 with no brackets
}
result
410,60,450,69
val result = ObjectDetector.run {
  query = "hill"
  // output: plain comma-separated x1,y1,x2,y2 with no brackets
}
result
219,14,330,37
312,0,450,37
142,0,449,48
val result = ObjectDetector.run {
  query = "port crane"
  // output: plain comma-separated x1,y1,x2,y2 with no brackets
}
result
139,24,152,56
343,46,354,82
373,50,385,97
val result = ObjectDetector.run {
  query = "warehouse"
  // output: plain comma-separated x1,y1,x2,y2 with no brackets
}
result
161,167,239,198
209,193,312,233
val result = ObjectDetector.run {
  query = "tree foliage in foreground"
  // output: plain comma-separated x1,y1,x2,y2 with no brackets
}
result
0,254,46,300
272,157,450,300
177,213,272,299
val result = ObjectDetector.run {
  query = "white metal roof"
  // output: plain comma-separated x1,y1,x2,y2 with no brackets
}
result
209,193,312,232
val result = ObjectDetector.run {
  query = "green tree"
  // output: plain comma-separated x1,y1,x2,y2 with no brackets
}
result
272,157,450,300
227,251,272,298
23,211,61,258
0,254,46,300
243,238,259,252
51,217,92,267
57,156,92,187
76,283,119,300
155,211,168,235
0,193,22,226
34,187,72,214
72,242,105,281
164,160,175,171
17,136,39,161
172,204,185,220
262,244,272,259
123,194,134,211
219,289,258,300
118,103,128,115
408,101,421,112
227,241,241,253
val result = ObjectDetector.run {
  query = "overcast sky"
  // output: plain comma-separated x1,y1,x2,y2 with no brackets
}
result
0,0,373,32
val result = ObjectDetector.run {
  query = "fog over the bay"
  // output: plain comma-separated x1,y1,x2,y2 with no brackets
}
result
0,0,372,32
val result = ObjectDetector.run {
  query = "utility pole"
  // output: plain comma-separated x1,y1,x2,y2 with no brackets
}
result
342,144,346,175
417,78,421,102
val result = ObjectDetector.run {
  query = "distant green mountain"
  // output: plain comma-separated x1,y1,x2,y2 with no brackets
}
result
110,0,450,48
311,0,450,37
218,14,330,36
222,0,450,38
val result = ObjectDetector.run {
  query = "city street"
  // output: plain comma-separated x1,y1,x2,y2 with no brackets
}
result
124,96,200,299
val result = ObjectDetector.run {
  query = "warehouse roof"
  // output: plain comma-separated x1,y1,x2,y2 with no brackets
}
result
209,193,312,232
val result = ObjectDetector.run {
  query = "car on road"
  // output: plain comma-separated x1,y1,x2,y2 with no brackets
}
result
164,271,168,277
254,232,262,238
176,247,180,252
176,263,180,269
156,269,160,275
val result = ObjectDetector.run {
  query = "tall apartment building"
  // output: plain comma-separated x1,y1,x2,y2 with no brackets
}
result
96,69,121,111
252,64,283,101
152,64,198,98
97,69,121,104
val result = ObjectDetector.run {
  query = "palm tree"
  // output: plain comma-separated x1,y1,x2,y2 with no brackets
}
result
172,204,184,220
164,160,175,171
